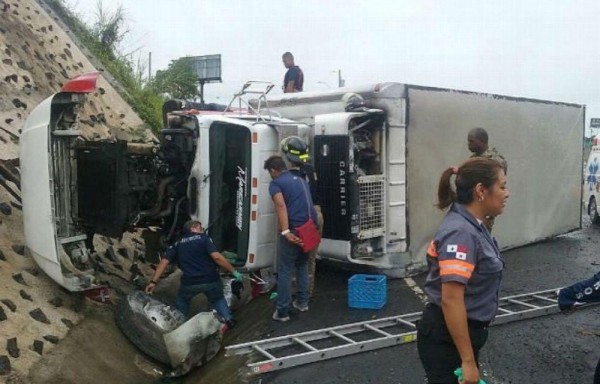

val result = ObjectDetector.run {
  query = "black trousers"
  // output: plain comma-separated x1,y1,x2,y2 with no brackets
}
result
416,303,489,384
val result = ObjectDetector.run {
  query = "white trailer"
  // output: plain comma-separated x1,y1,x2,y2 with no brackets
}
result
264,82,585,276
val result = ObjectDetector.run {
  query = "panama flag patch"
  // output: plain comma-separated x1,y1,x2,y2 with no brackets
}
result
446,244,468,260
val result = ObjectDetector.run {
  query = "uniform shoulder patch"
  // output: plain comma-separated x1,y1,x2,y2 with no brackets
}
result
446,244,468,260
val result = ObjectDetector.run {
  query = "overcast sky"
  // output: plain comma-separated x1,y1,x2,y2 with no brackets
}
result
71,0,600,134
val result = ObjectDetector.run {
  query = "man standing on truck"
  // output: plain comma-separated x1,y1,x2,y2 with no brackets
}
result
467,127,507,232
280,136,324,297
264,155,317,321
145,220,242,329
282,52,304,93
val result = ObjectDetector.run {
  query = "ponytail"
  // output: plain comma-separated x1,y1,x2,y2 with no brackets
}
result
437,159,503,210
437,167,458,210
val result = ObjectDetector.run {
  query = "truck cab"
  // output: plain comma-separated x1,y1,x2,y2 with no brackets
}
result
178,112,310,270
20,74,310,291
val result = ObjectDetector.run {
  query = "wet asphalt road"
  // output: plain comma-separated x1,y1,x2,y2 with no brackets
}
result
189,213,600,384
29,213,600,384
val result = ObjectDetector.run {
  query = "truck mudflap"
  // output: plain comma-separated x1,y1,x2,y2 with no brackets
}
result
20,73,100,291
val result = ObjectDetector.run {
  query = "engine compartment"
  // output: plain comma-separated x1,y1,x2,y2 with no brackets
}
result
37,94,203,289
314,112,387,260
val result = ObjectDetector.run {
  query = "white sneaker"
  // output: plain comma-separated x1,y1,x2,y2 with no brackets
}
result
272,310,290,322
293,300,309,312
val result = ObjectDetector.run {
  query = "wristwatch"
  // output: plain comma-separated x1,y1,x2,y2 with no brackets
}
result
281,229,290,236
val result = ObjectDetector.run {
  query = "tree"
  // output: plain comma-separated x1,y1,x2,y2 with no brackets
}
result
90,0,128,59
150,57,198,100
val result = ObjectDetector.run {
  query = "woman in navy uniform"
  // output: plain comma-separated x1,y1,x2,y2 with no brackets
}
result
417,158,509,384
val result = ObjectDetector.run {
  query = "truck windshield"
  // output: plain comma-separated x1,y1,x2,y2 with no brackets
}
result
208,123,251,265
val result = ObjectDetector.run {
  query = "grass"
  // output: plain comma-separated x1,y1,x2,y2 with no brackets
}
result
44,0,164,132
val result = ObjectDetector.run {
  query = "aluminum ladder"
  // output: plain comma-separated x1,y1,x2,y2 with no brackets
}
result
225,288,589,374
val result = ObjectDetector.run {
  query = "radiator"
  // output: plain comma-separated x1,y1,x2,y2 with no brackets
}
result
357,175,385,239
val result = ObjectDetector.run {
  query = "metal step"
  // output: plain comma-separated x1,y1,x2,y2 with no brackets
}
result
225,288,591,374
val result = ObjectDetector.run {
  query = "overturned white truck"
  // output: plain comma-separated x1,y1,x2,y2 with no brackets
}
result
20,74,584,292
264,83,585,276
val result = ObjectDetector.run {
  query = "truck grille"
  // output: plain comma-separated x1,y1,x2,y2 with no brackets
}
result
314,135,352,241
357,175,385,239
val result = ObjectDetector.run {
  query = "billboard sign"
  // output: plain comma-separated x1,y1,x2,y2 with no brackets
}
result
189,54,222,83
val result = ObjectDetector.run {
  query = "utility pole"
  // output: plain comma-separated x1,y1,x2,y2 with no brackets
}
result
336,69,345,88
198,80,205,104
148,52,152,81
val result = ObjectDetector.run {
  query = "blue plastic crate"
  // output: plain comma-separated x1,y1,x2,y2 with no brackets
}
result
348,274,387,309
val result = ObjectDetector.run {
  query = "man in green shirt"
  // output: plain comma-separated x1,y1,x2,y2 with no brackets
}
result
467,127,507,231
468,127,507,173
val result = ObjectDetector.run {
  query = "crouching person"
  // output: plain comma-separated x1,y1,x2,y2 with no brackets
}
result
145,220,242,329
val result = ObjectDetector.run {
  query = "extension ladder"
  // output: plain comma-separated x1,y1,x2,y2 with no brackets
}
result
225,288,587,374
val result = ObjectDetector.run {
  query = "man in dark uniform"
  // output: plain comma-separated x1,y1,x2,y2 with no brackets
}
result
145,220,242,328
282,52,304,93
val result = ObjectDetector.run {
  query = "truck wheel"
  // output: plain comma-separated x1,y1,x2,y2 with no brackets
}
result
590,197,600,224
115,291,185,365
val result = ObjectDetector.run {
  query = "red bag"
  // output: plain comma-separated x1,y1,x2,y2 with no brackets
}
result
296,217,321,253
295,176,321,253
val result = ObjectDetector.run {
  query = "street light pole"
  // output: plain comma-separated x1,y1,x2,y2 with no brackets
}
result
337,69,345,88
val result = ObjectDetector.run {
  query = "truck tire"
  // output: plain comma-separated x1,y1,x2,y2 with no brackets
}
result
115,291,185,364
590,197,600,224
594,356,600,384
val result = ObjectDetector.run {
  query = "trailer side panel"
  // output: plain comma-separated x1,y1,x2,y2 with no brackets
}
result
406,86,584,270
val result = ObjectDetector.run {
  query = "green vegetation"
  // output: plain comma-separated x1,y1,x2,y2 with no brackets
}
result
44,0,198,132
152,58,198,99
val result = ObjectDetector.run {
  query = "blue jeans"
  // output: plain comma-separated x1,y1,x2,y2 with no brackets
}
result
276,234,309,316
558,271,600,310
176,280,231,321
